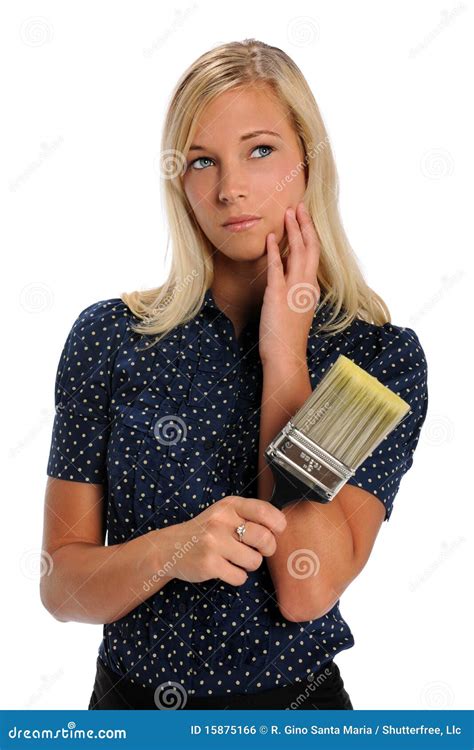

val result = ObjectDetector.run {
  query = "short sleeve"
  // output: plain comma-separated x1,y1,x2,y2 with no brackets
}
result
46,298,128,483
344,325,428,522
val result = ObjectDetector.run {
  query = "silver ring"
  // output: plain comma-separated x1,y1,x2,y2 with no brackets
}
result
235,522,246,542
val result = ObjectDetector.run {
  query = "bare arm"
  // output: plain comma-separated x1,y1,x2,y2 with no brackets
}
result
40,477,175,625
39,479,286,625
257,359,384,622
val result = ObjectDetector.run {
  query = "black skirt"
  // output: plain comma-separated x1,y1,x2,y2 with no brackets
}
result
88,656,353,710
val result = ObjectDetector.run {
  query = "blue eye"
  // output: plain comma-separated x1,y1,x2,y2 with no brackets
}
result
251,144,274,159
188,144,275,171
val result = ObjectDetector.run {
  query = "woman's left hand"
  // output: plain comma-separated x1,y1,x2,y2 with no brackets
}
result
259,201,321,367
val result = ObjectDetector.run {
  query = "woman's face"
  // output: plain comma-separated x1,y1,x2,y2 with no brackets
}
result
182,85,307,263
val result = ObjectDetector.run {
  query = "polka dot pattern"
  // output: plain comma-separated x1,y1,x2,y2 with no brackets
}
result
46,289,428,696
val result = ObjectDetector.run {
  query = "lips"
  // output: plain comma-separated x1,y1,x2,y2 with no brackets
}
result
222,217,261,233
222,214,260,226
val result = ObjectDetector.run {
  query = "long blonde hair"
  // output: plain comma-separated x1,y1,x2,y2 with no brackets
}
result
121,38,391,348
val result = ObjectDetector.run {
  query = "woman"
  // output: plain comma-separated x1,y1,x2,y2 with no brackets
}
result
40,39,428,710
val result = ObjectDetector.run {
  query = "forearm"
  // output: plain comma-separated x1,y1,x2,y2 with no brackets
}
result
40,527,175,625
257,357,313,503
257,358,353,620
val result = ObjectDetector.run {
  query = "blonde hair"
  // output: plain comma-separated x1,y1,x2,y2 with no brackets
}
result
121,38,391,348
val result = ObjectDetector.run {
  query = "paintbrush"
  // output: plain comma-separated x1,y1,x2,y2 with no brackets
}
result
265,354,411,509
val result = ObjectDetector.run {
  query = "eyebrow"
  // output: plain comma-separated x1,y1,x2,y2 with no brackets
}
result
188,129,283,152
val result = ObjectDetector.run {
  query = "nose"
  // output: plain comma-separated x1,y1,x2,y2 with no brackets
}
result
218,165,247,204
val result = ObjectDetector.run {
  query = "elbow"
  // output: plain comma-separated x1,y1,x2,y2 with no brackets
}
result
277,590,335,623
39,579,69,623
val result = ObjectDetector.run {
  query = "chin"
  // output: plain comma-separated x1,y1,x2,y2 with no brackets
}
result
228,244,267,261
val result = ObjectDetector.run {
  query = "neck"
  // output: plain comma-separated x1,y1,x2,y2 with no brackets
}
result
211,252,268,322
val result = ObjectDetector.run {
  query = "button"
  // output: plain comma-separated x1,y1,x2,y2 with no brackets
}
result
178,602,187,614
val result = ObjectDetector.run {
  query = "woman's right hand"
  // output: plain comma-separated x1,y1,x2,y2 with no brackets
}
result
159,495,287,586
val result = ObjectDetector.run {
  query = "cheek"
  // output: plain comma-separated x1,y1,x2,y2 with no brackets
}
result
277,158,306,197
184,184,209,221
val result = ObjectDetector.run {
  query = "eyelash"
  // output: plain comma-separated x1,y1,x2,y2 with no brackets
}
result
188,144,275,171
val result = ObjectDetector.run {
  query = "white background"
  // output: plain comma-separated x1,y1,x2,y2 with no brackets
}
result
0,0,472,711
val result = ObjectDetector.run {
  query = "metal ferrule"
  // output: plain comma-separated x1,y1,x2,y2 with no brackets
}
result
264,421,355,501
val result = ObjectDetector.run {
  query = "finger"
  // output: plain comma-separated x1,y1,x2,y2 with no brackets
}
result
266,232,284,286
232,520,277,557
234,497,287,535
217,558,249,587
285,207,306,282
296,202,321,273
225,537,264,571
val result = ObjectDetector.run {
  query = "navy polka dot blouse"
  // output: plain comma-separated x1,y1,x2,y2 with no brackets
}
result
46,288,428,696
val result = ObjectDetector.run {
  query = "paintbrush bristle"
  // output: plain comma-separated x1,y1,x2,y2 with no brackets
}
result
292,354,411,470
